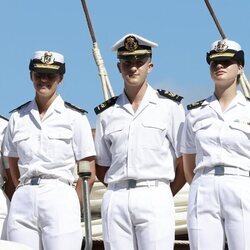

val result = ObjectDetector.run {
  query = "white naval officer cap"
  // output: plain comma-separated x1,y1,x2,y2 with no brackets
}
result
206,39,244,66
112,33,158,59
29,50,66,74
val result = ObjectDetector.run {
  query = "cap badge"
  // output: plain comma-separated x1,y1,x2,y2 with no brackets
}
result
214,40,228,53
124,36,139,52
40,52,55,65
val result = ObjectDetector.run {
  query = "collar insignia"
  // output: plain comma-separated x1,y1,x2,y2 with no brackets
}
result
0,115,8,121
9,101,32,113
187,99,206,110
214,40,228,53
94,96,118,115
124,36,139,52
157,89,183,103
64,101,87,114
41,52,55,64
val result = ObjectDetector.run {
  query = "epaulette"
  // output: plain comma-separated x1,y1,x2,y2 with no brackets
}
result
94,96,118,115
246,97,250,101
0,115,8,121
187,99,206,110
9,101,31,113
64,101,87,114
157,89,183,103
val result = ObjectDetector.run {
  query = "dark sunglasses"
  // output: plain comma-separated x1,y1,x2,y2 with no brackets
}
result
210,59,237,68
33,72,60,80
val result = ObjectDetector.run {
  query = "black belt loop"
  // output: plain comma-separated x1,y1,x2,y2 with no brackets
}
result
214,166,225,176
30,177,41,185
127,179,137,189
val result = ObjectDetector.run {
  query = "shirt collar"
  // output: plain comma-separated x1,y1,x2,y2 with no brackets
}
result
203,91,248,107
120,84,158,105
51,95,64,113
30,94,64,114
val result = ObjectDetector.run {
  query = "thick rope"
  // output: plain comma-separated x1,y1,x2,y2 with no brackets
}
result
93,42,115,100
239,73,250,98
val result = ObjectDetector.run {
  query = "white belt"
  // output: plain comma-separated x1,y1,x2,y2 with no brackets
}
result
108,179,169,190
200,166,250,177
19,176,72,186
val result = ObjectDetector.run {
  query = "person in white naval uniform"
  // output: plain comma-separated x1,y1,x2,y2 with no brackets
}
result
94,33,186,250
181,39,250,250
0,115,15,240
3,51,96,250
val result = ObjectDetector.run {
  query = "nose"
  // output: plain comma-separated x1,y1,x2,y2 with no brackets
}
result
215,63,223,69
130,64,138,71
40,74,50,81
211,62,224,70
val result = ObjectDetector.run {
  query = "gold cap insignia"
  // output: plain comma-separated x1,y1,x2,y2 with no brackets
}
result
40,52,55,65
124,36,139,52
214,40,228,53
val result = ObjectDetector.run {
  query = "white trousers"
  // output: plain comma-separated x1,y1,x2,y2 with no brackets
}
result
188,174,250,250
0,188,10,240
7,180,82,250
102,183,175,250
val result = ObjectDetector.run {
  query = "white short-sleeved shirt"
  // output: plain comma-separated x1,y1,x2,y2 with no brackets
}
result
95,85,185,184
3,95,96,184
181,91,250,173
0,117,8,187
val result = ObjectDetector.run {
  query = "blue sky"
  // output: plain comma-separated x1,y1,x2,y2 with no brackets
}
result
1,1,250,127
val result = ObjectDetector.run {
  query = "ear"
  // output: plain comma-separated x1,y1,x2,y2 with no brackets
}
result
147,62,154,73
238,64,243,75
117,62,121,73
57,75,64,85
30,71,33,81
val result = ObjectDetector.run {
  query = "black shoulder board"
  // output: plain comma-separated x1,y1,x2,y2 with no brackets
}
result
9,101,31,113
187,99,206,110
94,96,118,115
157,89,183,103
64,101,87,114
246,97,250,101
0,115,8,121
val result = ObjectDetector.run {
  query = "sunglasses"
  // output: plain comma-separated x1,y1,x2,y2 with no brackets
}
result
33,72,60,80
210,59,237,68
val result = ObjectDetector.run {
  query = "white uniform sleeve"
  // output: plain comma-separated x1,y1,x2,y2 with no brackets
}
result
168,102,185,158
94,115,111,167
3,115,17,158
71,113,96,160
0,120,9,170
180,112,196,154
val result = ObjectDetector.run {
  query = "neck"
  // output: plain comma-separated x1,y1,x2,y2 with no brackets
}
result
124,82,148,111
35,92,58,116
214,81,237,111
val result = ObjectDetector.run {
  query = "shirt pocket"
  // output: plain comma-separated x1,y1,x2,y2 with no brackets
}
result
46,128,73,160
104,125,125,154
12,132,33,162
47,129,73,141
225,123,250,153
140,121,166,150
229,123,250,138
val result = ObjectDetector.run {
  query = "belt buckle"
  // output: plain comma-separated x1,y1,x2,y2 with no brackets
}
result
30,177,41,185
127,179,136,189
214,166,225,176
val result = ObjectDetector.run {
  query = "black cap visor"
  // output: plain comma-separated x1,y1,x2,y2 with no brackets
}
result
207,50,244,66
29,59,65,74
